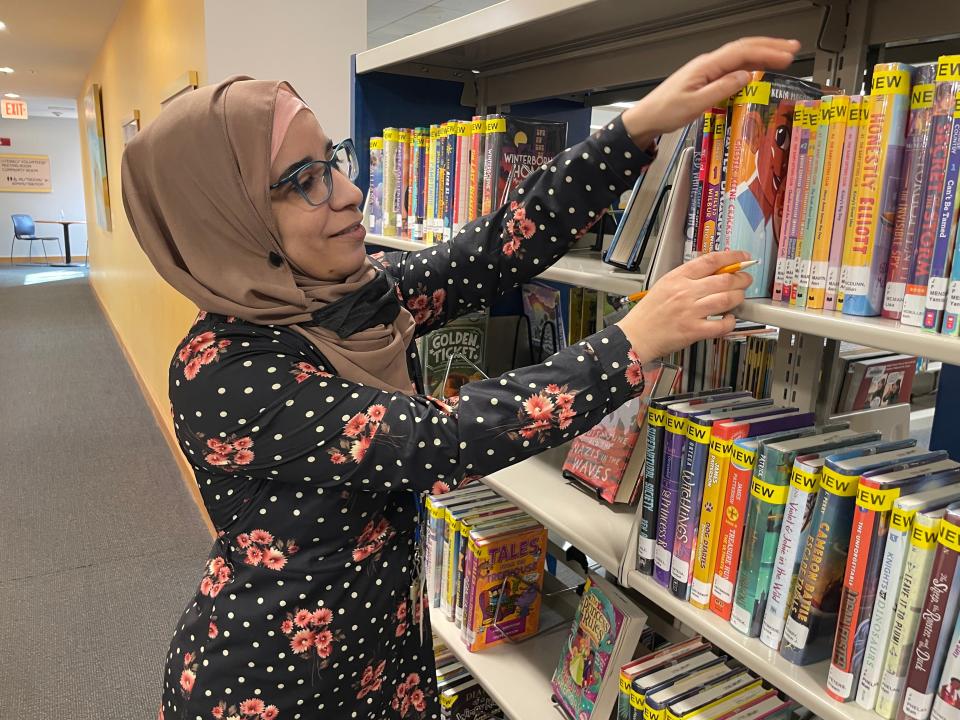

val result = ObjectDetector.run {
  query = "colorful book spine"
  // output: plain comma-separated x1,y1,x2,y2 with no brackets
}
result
710,439,759,620
942,220,960,335
655,412,690,586
876,511,946,718
838,97,875,312
382,128,400,237
368,136,384,234
700,106,728,254
842,63,913,316
444,122,458,241
640,404,670,574
779,462,860,664
807,95,851,309
691,111,715,258
480,115,505,216
759,459,821,649
783,102,814,303
399,128,411,238
896,508,960,720
923,67,960,331
826,96,866,310
929,618,960,720
882,67,938,319
415,128,429,241
671,417,715,599
467,116,484,222
425,125,438,243
686,112,709,261
793,98,829,307
773,103,807,302
459,120,475,232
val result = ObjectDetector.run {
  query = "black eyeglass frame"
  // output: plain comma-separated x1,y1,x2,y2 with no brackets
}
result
268,138,358,207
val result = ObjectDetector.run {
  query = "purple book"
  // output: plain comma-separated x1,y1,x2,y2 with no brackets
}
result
653,392,755,586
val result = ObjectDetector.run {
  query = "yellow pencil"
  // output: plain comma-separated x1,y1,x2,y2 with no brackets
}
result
622,259,760,303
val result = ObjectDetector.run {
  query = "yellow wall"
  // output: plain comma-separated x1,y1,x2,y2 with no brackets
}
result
78,0,205,419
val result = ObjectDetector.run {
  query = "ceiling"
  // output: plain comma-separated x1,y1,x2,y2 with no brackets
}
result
367,0,500,48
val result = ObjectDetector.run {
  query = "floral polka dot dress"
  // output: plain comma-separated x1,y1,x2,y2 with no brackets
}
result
159,116,653,720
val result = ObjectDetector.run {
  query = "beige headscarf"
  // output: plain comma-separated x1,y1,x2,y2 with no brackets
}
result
121,76,415,394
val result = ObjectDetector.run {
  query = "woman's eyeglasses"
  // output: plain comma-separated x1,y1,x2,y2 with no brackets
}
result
269,138,359,207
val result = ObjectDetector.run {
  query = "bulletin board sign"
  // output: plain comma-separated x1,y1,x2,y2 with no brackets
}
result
0,154,52,192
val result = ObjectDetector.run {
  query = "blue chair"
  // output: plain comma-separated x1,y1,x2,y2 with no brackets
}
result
10,214,62,265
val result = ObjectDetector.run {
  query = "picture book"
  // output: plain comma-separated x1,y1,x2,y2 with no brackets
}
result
521,282,565,360
837,353,917,413
551,573,647,720
857,477,960,711
882,65,938,319
422,311,488,399
618,638,712,720
842,63,913,316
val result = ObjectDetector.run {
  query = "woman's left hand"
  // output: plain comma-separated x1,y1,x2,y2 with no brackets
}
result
621,36,801,149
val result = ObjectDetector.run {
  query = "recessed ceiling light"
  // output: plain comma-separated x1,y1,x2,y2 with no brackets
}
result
0,67,14,74
4,92,18,98
471,69,480,74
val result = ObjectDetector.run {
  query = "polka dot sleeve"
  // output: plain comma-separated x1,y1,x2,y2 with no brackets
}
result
169,319,645,494
375,113,656,336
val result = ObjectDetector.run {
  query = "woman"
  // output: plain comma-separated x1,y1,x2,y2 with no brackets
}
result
122,37,798,720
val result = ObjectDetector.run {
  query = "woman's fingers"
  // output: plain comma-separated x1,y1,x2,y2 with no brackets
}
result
703,37,800,79
693,288,747,316
695,313,739,339
675,249,751,279
690,271,753,298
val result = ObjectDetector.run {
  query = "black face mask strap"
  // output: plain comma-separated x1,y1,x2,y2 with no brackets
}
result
305,270,401,339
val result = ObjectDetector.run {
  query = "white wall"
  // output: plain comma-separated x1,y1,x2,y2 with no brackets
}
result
0,116,88,259
204,0,367,143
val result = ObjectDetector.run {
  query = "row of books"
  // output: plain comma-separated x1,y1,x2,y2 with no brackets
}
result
423,483,548,652
433,637,504,719
365,115,566,242
634,386,960,719
827,346,918,414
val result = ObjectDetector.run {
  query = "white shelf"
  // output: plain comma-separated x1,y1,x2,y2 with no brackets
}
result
365,234,646,297
430,607,568,720
482,444,636,576
737,299,960,366
625,571,879,720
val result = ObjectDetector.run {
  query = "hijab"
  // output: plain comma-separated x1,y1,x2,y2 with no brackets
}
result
120,76,416,394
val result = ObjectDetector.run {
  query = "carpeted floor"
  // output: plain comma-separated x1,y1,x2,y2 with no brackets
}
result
0,266,213,719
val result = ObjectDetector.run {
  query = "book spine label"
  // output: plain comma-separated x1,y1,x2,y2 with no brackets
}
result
883,74,937,318
700,109,728,253
655,416,689,585
876,516,943,719
774,103,807,302
857,508,915,709
691,431,737,608
780,468,859,665
896,515,960,720
462,535,478,645
794,99,829,307
843,64,912,317
827,485,903,701
480,116,505,217
760,463,820,649
671,420,713,599
808,96,850,309
639,408,667,573
710,442,757,620
784,105,813,302
827,97,865,310
839,98,874,311
923,84,960,331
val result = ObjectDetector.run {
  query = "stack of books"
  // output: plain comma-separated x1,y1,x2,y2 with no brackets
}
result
433,637,504,719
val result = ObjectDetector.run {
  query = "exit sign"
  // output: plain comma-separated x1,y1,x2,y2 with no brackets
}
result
1,99,28,119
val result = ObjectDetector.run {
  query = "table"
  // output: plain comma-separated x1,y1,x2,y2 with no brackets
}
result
34,220,87,266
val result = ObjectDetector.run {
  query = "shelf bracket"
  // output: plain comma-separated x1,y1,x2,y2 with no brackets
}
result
770,329,827,415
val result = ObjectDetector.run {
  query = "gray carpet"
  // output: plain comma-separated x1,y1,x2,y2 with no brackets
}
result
0,266,213,718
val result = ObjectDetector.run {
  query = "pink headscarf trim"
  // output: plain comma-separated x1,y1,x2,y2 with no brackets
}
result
270,88,309,166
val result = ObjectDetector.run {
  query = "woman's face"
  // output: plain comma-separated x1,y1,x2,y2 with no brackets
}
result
270,110,367,281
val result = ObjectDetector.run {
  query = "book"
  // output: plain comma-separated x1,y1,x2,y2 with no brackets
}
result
826,96,867,310
551,573,648,720
639,389,733,574
876,508,949,718
618,638,712,720
758,433,884,650
896,504,960,720
929,614,960,720
399,128,412,238
467,115,484,222
779,441,922,665
730,426,865,638
943,221,960,335
382,128,400,237
681,683,774,720
807,95,851,309
882,65,939,319
838,97,876,312
837,353,917,413
605,125,690,270
701,105,729,254
367,137,384,233
685,112,708,261
773,102,807,301
564,364,680,505
783,101,815,302
827,456,957,701
422,312,488,399
645,663,746,720
857,477,960,711
438,676,500,720
923,60,960,332
725,697,797,720
664,671,761,720
694,109,721,257
793,98,828,307
723,73,822,297
842,63,913,316
689,412,817,609
671,407,803,601
521,282,565,360
630,649,724,720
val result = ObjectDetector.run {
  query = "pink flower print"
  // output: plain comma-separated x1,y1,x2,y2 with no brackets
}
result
209,581,225,597
290,629,315,654
233,437,253,450
519,418,551,440
211,704,224,719
411,688,426,712
245,547,263,566
294,609,313,628
315,629,333,647
178,346,193,363
330,451,348,464
196,310,208,322
545,383,563,394
311,607,333,626
344,413,368,438
352,517,394,563
290,361,332,383
502,237,521,256
180,669,195,695
240,698,265,716
202,435,255,470
628,348,642,364
183,651,194,665
523,394,554,420
178,331,229,380
357,660,387,699
234,449,254,465
262,548,287,571
184,358,202,381
200,576,214,595
281,619,294,634
431,481,450,495
250,529,273,545
200,347,218,365
349,435,372,463
402,696,412,717
367,404,386,423
408,294,429,311
208,621,218,639
262,707,279,720
315,636,333,658
558,407,576,429
413,309,431,325
236,533,251,548
626,364,644,387
396,600,408,621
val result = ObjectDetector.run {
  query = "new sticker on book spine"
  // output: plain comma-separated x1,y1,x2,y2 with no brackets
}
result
876,510,946,718
923,60,960,331
701,105,728,254
793,98,829,307
896,506,960,720
655,411,692,585
724,74,821,297
774,102,807,301
882,66,938,319
670,416,716,599
843,63,913,316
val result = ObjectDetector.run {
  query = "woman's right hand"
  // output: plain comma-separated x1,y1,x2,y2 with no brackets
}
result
616,250,753,364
